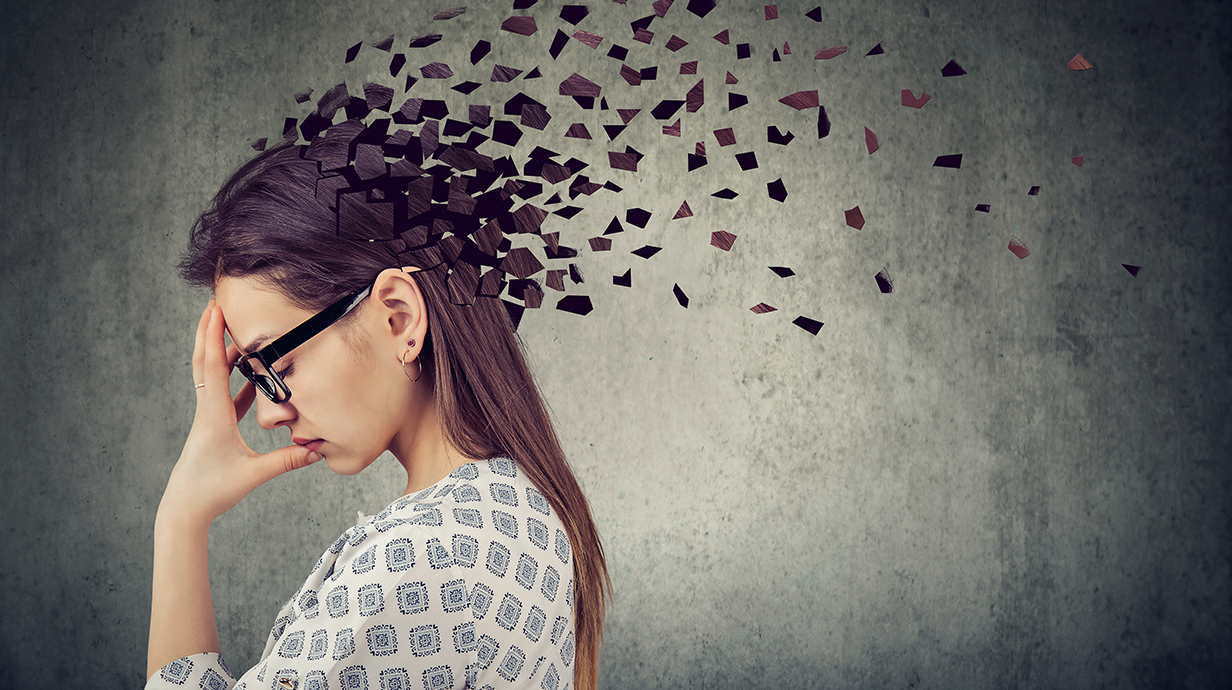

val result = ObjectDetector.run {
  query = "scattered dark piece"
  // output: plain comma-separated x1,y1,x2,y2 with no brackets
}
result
421,61,455,78
632,245,662,259
491,64,524,82
769,266,795,277
492,120,524,146
750,303,776,314
626,208,652,228
521,104,552,130
1122,264,1140,277
710,231,736,251
875,268,894,293
779,90,819,109
373,35,395,51
549,30,570,59
640,66,658,80
941,59,966,76
792,316,823,335
452,81,482,94
901,89,930,108
346,41,362,63
409,33,444,48
1028,185,1040,195
688,0,717,18
1068,53,1093,70
712,188,738,199
573,30,603,48
390,54,407,77
608,44,629,60
251,138,267,151
772,49,781,62
673,284,689,308
651,100,685,120
817,106,831,138
1008,235,1030,259
729,93,749,110
866,42,885,55
501,16,539,36
503,300,525,329
768,126,794,145
560,4,590,24
545,269,566,291
933,154,963,168
556,295,593,315
613,269,632,286
603,124,628,140
513,0,537,8
736,43,751,59
767,178,788,202
686,80,704,112
975,204,991,212
434,7,466,20
471,40,491,64
630,14,655,33
501,247,545,278
559,72,602,97
687,154,708,171
805,6,823,21
524,66,542,78
736,151,758,170
618,108,641,124
604,217,624,235
294,89,313,103
568,263,584,284
845,206,865,229
663,119,681,136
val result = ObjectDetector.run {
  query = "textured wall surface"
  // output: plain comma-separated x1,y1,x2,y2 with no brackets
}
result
1,0,1229,688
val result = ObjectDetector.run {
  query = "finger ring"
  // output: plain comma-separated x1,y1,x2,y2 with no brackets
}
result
194,382,206,389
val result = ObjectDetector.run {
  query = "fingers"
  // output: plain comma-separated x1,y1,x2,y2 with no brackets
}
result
191,302,211,389
253,444,323,486
233,380,257,420
204,305,232,392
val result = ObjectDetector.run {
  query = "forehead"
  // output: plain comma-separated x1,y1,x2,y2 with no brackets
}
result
214,276,315,353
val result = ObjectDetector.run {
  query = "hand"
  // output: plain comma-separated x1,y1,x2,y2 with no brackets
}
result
158,300,321,526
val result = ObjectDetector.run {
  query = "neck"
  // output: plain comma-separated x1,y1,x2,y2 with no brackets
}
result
390,380,465,495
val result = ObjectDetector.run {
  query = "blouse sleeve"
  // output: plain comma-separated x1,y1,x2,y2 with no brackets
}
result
144,652,235,689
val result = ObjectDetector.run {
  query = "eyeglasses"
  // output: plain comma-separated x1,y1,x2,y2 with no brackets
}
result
232,284,371,403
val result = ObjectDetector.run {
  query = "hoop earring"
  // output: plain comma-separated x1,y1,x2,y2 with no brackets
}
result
402,350,422,383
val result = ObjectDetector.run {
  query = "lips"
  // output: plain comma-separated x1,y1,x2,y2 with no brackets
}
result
293,437,325,453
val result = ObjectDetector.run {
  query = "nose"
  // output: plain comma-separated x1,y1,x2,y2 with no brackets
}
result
255,392,297,430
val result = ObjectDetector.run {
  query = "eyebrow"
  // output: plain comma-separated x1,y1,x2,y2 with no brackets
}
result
227,327,279,357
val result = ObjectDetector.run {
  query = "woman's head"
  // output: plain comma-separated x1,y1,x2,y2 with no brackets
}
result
180,127,610,689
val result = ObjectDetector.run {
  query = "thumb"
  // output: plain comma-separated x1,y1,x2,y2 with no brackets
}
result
256,444,323,483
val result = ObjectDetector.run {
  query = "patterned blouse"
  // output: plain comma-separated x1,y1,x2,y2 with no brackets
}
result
145,458,576,690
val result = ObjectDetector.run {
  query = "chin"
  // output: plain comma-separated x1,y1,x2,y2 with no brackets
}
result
323,453,378,476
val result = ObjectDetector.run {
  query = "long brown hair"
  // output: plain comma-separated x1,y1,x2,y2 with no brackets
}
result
179,135,610,689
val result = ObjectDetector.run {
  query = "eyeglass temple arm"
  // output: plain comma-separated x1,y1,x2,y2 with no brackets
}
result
256,286,371,364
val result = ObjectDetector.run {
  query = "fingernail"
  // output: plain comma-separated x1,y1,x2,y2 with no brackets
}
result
307,451,322,464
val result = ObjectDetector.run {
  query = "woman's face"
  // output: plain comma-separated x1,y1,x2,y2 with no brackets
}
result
214,275,407,476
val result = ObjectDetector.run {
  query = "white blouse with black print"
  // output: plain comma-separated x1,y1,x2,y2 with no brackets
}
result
145,457,576,690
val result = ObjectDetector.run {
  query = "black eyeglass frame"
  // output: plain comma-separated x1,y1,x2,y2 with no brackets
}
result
232,284,372,404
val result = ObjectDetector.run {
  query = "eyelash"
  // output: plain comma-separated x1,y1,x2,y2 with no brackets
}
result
275,362,294,378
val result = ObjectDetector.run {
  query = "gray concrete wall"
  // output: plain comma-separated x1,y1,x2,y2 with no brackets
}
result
1,0,1229,687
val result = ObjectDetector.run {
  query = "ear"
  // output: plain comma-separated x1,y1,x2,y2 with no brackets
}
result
369,267,429,361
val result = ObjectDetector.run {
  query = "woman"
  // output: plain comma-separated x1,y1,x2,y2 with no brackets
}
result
146,129,609,689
